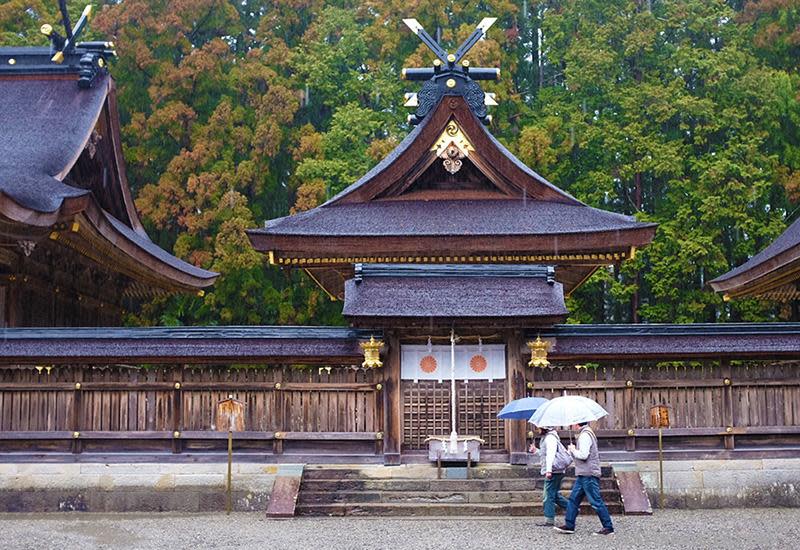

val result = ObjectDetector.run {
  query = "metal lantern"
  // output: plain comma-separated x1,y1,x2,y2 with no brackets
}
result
649,403,670,509
526,335,550,368
649,404,671,429
360,336,384,368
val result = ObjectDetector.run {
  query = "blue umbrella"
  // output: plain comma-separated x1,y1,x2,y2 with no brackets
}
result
497,397,549,420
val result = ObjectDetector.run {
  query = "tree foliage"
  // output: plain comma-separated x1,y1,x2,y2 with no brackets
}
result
4,1,799,325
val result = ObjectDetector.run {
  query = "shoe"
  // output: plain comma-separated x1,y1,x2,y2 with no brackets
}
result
554,525,574,534
594,528,615,535
536,522,555,527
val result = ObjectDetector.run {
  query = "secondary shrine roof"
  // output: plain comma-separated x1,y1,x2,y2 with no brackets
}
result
247,18,656,305
709,217,800,301
0,47,217,294
342,264,567,326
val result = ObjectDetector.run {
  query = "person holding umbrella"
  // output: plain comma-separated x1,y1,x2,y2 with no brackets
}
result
529,425,571,526
529,395,615,536
554,421,615,536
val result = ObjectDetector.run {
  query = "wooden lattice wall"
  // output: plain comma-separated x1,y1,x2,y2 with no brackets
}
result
402,380,507,450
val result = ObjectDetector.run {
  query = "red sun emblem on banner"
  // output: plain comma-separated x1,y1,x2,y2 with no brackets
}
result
470,355,488,373
420,355,438,373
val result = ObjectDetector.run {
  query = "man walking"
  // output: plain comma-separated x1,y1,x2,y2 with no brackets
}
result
554,421,614,535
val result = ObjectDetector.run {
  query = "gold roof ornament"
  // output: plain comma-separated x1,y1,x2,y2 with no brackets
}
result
431,120,474,175
360,335,384,368
527,335,551,368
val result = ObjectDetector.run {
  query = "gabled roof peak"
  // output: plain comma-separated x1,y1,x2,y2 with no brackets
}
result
324,95,582,206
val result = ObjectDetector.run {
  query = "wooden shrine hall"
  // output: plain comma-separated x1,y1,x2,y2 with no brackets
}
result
0,42,217,327
0,16,799,469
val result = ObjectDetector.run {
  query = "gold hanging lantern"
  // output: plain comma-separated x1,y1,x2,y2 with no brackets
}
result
526,335,550,368
360,336,384,368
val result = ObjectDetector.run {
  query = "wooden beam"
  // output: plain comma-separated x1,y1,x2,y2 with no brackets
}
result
382,331,402,465
505,330,527,464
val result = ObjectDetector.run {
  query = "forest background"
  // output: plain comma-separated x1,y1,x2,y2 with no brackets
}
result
2,0,799,326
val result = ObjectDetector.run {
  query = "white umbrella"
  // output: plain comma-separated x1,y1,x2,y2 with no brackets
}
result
529,395,608,427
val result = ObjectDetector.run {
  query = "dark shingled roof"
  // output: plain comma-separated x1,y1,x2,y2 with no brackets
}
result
0,48,218,289
0,75,107,214
0,326,374,365
710,217,800,285
259,199,653,237
343,264,567,319
101,210,217,280
540,323,800,359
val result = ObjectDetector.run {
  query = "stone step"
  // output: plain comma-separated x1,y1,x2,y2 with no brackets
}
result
299,478,618,492
298,489,622,505
302,465,614,480
296,501,624,517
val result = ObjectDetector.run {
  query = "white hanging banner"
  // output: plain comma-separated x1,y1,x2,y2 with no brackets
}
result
401,344,506,381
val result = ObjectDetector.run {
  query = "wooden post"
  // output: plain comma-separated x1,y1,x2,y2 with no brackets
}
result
172,370,183,454
658,426,664,508
624,368,636,452
382,330,402,465
506,330,527,464
274,376,285,455
71,369,83,454
722,359,735,450
226,428,233,514
374,379,384,455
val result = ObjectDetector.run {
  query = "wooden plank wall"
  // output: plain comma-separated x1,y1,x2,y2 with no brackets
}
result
0,365,380,454
529,360,800,450
2,360,800,455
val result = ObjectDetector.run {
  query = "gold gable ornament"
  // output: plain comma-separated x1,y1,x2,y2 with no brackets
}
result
526,335,551,368
431,121,474,175
360,336,384,368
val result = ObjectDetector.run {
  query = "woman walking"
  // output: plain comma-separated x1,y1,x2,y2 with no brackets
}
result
530,426,571,526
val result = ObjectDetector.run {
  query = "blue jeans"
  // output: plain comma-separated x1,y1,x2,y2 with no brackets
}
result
564,475,614,531
543,473,569,521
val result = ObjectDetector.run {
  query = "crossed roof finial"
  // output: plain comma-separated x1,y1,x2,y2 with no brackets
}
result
39,1,116,88
401,17,499,125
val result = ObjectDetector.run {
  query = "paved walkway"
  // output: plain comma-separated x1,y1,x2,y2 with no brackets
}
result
1,509,797,549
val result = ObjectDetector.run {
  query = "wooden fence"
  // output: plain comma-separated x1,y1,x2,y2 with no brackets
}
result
0,365,382,456
1,359,800,458
530,359,800,451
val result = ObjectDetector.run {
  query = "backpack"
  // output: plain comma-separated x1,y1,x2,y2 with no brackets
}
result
551,436,573,472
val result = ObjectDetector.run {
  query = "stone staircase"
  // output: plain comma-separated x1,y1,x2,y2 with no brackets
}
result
296,464,623,517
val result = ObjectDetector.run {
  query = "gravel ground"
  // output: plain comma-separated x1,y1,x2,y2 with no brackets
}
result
0,509,798,550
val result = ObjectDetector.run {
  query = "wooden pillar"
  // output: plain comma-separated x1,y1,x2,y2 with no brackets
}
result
624,366,636,452
382,330,402,465
71,368,83,454
274,370,285,455
721,359,735,450
172,367,184,454
506,330,527,464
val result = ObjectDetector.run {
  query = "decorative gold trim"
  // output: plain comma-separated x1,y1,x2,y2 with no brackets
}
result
303,268,338,301
275,252,628,266
431,120,474,158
